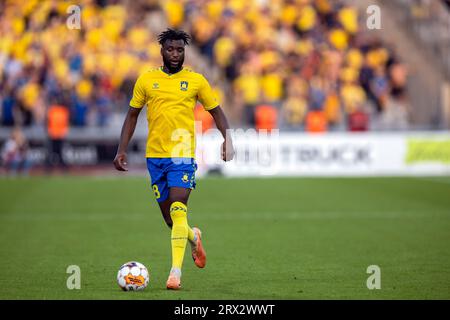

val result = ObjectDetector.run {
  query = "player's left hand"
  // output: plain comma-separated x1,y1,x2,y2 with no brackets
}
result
221,139,235,162
113,153,129,171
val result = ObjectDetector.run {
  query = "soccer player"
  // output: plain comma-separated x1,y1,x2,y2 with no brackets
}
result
113,29,234,290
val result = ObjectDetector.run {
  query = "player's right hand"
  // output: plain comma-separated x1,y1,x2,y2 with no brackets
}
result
113,153,128,171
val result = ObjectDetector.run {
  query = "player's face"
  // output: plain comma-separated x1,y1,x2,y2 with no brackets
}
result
161,39,185,72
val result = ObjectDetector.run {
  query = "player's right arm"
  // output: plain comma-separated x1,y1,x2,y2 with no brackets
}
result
114,74,147,171
113,106,142,171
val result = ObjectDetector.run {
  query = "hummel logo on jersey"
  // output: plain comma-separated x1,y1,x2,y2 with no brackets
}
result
180,81,188,91
152,83,159,89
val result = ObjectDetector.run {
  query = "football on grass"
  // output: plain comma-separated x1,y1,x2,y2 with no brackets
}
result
117,261,149,291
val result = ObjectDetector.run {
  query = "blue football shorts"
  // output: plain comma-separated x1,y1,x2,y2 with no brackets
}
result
146,157,197,203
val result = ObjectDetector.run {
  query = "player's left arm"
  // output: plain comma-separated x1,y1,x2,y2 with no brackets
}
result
208,106,235,162
198,75,234,161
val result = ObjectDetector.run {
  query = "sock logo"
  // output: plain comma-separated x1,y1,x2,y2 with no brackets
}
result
171,236,188,240
170,206,187,213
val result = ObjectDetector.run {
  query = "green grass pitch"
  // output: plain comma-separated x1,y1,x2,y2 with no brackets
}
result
0,176,449,299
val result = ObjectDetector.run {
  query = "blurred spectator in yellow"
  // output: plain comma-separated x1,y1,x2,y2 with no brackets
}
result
261,70,284,104
323,90,342,127
281,76,308,128
340,67,367,114
233,64,261,126
282,96,308,129
163,0,185,28
338,5,359,34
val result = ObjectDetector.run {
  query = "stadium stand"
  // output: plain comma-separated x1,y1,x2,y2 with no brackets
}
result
183,0,410,131
0,0,448,136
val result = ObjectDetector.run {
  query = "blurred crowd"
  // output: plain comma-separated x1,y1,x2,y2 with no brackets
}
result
182,0,410,131
401,0,450,78
0,0,411,133
0,0,163,129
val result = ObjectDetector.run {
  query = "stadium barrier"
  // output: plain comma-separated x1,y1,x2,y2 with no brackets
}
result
196,131,450,177
1,128,449,176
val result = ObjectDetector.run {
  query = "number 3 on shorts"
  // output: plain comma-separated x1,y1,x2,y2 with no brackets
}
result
152,184,160,199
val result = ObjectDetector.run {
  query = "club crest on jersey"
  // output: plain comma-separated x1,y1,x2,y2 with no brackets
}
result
152,82,159,89
180,81,188,91
182,173,189,183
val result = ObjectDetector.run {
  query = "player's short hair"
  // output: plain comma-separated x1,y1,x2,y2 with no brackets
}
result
157,28,191,46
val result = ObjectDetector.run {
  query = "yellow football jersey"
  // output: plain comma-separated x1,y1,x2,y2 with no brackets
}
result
130,67,218,158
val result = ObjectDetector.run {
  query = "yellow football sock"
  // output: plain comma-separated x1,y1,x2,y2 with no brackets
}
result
170,202,188,270
188,226,195,243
